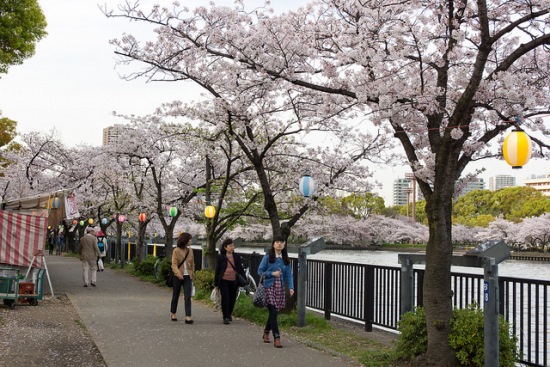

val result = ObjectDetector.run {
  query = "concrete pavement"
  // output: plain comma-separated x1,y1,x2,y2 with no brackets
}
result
43,254,360,367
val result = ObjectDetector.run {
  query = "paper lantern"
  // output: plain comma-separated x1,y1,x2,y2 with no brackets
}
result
117,214,126,223
88,218,94,225
73,219,77,225
139,213,146,222
205,205,216,219
299,174,316,197
79,220,84,226
101,217,108,225
51,197,61,209
169,206,178,217
503,130,532,169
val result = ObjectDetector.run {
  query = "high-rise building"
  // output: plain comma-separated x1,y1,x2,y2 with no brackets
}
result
392,177,412,207
524,173,550,196
102,125,126,146
456,177,485,197
488,175,516,191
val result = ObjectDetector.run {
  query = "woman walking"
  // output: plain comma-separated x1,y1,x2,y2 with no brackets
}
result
170,232,195,324
258,236,294,348
214,238,246,325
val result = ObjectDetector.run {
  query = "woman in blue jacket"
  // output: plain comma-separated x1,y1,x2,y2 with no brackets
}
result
257,236,294,348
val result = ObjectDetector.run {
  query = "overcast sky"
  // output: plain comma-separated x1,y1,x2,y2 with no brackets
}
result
0,0,547,205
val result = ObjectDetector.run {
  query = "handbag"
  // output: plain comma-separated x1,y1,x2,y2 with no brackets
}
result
253,275,267,308
227,256,247,287
165,249,190,287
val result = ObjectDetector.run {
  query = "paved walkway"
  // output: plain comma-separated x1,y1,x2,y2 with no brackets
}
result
43,254,360,367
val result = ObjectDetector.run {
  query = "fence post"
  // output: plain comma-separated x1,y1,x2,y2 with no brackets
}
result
400,257,414,314
364,265,374,332
484,258,499,367
297,250,307,327
324,262,332,320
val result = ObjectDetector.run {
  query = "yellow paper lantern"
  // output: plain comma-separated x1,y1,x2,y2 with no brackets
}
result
88,218,94,225
503,130,532,169
205,205,216,219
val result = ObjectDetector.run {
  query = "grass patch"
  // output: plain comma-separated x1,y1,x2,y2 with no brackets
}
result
74,319,86,329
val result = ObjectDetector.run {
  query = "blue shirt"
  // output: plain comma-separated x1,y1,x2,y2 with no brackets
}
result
258,254,294,290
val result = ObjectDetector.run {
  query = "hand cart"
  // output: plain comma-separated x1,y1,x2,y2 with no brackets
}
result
0,267,46,309
0,267,21,309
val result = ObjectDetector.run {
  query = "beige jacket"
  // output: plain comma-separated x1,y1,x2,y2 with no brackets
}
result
171,247,194,281
79,234,100,262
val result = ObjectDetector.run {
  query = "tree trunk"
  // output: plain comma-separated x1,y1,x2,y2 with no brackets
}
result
137,221,148,261
116,222,123,268
419,163,460,366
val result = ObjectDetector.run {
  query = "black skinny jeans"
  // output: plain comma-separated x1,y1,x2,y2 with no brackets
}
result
219,279,239,319
170,275,192,317
264,304,280,338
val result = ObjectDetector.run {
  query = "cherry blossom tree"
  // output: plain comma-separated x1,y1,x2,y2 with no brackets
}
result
510,214,550,252
104,1,550,364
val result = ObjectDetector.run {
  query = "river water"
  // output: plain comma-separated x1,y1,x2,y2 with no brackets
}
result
236,247,550,281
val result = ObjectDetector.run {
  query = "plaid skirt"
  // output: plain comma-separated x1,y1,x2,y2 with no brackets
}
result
265,277,285,311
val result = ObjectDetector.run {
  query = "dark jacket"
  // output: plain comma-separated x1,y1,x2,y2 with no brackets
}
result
214,252,246,287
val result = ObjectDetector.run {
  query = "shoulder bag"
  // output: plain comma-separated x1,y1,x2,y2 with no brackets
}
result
227,256,247,287
165,249,190,287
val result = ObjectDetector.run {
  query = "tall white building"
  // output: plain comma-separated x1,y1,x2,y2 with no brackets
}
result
488,175,516,191
524,173,550,196
392,177,413,206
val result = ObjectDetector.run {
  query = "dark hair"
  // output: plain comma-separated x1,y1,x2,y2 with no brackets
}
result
177,232,192,248
268,236,290,265
219,238,233,254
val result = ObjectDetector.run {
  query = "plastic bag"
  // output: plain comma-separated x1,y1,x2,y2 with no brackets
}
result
210,287,221,309
97,258,104,271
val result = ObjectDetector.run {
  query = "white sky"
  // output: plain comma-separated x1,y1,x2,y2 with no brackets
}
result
0,0,548,205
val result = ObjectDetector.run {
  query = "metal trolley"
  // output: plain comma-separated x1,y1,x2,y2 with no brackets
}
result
0,267,46,309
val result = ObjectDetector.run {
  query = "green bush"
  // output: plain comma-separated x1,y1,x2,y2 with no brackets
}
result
396,305,518,366
194,268,215,293
158,257,172,282
132,255,157,277
449,305,518,367
395,306,427,360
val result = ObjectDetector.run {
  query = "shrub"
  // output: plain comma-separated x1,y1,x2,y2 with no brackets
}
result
396,305,518,366
158,257,172,281
395,306,427,360
449,305,518,367
194,268,215,293
132,255,157,277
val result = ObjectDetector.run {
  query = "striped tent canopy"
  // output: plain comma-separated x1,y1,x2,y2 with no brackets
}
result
0,210,48,268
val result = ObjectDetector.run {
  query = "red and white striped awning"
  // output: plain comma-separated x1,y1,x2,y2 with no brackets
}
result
0,210,48,268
